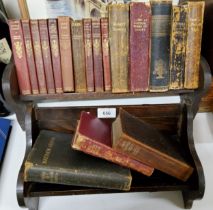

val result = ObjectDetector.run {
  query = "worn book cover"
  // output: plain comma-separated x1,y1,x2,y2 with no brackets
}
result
24,130,132,191
72,111,153,176
150,0,172,92
169,5,187,89
112,108,194,181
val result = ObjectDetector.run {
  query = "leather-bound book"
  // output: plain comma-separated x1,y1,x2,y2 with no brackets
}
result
169,5,187,90
109,4,129,93
21,19,39,94
24,130,132,191
150,0,172,92
92,18,104,92
8,20,31,95
58,16,74,92
72,111,154,176
48,19,63,93
30,20,47,94
184,1,205,89
112,108,194,181
129,2,151,92
101,18,111,92
83,19,94,92
71,20,87,93
39,19,55,94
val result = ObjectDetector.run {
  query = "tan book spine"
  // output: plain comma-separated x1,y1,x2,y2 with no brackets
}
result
18,0,30,19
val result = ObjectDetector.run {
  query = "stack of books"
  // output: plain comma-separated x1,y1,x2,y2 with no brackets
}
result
8,1,204,95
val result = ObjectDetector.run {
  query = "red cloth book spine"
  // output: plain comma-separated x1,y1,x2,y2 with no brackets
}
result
72,111,154,176
101,18,111,92
129,2,151,91
39,19,55,94
58,16,74,92
8,20,31,95
48,19,63,93
83,19,94,92
92,19,104,92
30,20,47,94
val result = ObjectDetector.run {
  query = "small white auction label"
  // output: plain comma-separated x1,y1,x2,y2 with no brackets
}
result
97,108,116,118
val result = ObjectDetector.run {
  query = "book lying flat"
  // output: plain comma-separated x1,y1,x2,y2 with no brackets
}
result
72,111,153,176
112,108,194,181
24,130,132,191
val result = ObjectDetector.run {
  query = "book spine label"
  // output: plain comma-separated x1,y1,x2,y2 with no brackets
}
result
101,18,111,92
169,5,187,89
8,20,31,95
39,19,55,94
92,19,104,92
83,19,94,92
58,17,74,92
150,0,172,92
109,4,129,93
184,1,205,89
21,19,39,94
129,2,151,92
72,134,154,176
48,19,63,93
71,20,87,93
30,20,47,94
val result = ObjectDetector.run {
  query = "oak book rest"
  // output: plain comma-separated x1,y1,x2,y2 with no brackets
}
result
1,57,212,210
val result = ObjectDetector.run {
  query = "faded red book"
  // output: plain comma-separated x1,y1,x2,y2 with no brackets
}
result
39,19,55,94
83,19,94,92
129,2,151,92
30,20,47,94
92,18,104,92
48,19,63,93
58,16,74,92
8,20,31,95
101,18,111,92
21,19,39,94
72,111,154,176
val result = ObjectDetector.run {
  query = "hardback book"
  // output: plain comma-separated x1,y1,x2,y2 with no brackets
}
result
8,20,31,95
101,18,111,92
109,3,129,93
48,19,63,93
83,19,94,92
58,16,74,92
184,1,205,89
21,20,39,95
18,0,30,19
129,2,151,92
149,0,172,92
24,130,132,191
112,108,194,181
30,19,47,94
72,111,154,176
92,18,104,92
169,5,187,90
39,19,55,94
71,20,87,93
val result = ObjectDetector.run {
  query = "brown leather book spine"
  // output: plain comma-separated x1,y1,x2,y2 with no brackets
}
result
8,20,31,95
71,20,87,93
129,2,151,92
58,16,74,92
83,19,94,92
39,19,55,94
184,1,205,89
101,18,111,92
92,18,104,92
109,4,129,93
21,19,39,94
48,19,63,93
30,20,47,94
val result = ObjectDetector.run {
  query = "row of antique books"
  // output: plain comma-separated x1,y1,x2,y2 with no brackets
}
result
8,1,204,95
24,109,194,190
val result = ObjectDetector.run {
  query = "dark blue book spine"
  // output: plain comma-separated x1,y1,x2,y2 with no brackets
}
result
150,0,172,92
